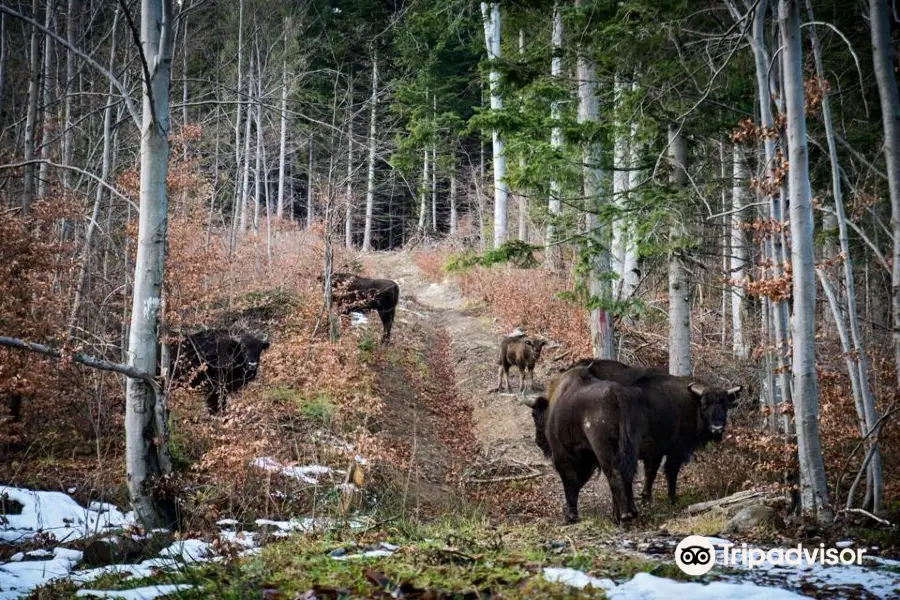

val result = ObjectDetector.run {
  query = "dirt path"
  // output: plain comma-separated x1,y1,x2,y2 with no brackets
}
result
363,251,540,468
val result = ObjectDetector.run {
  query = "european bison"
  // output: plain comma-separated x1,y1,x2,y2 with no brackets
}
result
521,366,647,524
563,359,742,505
496,334,547,393
170,329,270,414
327,272,399,344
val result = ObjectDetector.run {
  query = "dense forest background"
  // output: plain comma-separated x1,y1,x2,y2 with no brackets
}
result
0,0,899,535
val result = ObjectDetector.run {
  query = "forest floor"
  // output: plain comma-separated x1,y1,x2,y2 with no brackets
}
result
5,252,900,599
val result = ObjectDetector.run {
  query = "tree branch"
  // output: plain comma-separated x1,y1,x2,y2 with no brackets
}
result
0,3,140,128
0,336,160,393
117,0,157,130
0,160,137,210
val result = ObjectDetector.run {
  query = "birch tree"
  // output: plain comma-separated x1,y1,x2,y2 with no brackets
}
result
611,76,630,300
730,146,749,359
481,2,507,248
37,0,55,199
22,0,40,215
62,0,77,191
276,21,289,218
780,0,831,523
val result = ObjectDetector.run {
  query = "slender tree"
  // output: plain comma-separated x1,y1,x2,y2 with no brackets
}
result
362,50,378,251
667,125,691,376
544,3,563,270
480,2,507,248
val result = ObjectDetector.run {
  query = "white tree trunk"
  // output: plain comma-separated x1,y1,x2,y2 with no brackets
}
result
22,0,40,214
232,0,244,239
419,144,429,231
276,24,288,218
449,163,458,235
517,28,527,242
37,0,55,198
239,51,253,233
431,95,437,232
621,80,641,299
362,52,377,251
253,53,263,234
0,14,6,129
345,78,354,249
61,0,76,191
611,75,630,299
731,145,750,359
780,0,832,523
126,0,175,530
869,0,900,389
809,0,882,511
544,3,563,269
577,0,614,359
668,125,691,377
481,2,507,248
307,134,315,228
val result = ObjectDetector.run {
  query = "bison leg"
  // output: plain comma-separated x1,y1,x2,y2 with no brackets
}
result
527,366,536,392
556,461,594,524
664,455,683,505
503,366,512,393
379,308,395,345
640,454,663,504
518,366,527,394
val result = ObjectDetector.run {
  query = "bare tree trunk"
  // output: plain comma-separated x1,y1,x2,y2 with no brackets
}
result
869,0,900,389
37,0,55,198
61,0,76,191
22,0,41,215
620,79,641,299
126,0,176,530
362,52,377,251
544,3,563,269
253,52,263,234
276,24,288,218
449,161,458,235
307,133,314,228
239,56,253,233
419,137,428,232
668,125,691,376
517,28,527,242
780,0,832,524
809,0,882,511
231,0,245,242
345,77,354,249
577,0,614,359
481,2,507,248
67,7,119,338
0,14,6,130
731,145,750,359
611,75,630,300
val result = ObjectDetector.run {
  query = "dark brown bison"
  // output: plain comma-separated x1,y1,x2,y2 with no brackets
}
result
327,272,399,344
3,394,23,422
521,366,647,524
170,329,270,414
496,334,547,393
562,359,742,505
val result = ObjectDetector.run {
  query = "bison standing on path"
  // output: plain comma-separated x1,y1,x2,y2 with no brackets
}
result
170,329,270,414
496,334,547,393
521,366,647,524
327,273,400,344
559,358,742,505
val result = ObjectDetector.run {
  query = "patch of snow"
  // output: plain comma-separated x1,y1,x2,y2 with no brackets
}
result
249,457,334,485
543,567,614,591
0,486,132,544
218,531,258,554
606,573,807,600
329,542,398,561
24,549,53,559
355,454,368,465
835,540,853,549
216,519,238,527
75,584,194,599
157,540,214,564
7,554,23,563
867,555,900,567
350,312,369,326
67,488,77,494
705,537,732,546
254,516,365,534
0,546,83,599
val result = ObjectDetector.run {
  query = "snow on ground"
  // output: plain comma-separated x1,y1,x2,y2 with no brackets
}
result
0,486,133,544
75,584,194,599
248,457,336,484
542,567,614,590
0,547,83,600
329,542,399,561
350,312,369,326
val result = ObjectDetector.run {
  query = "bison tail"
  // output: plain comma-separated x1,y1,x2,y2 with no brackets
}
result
615,387,642,480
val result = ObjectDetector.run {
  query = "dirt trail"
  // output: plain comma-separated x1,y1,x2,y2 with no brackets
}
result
363,251,540,469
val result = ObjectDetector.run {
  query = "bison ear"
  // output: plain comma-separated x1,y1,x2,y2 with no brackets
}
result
262,340,271,350
687,382,706,398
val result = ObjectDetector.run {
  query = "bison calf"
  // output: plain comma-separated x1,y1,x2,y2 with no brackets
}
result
327,272,400,344
170,329,270,414
522,366,646,524
497,335,547,393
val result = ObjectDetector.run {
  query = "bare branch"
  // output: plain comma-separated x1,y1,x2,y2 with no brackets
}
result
0,160,137,210
117,0,157,130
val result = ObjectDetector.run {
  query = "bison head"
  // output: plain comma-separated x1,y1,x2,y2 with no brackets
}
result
688,382,742,439
529,338,547,361
520,393,551,458
240,335,271,372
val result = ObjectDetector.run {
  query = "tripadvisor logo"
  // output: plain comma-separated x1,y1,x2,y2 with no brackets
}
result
675,535,868,576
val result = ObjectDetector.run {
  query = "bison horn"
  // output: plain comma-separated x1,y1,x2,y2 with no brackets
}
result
687,382,707,396
727,385,742,397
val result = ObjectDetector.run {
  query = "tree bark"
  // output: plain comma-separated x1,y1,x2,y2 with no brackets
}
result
231,0,245,243
481,2,507,248
667,125,692,376
345,77,354,249
0,13,6,130
22,0,41,215
126,0,176,530
611,75,630,300
37,0,55,199
517,28,527,242
419,142,429,232
449,162,458,235
307,132,315,228
276,23,289,218
253,50,263,234
731,145,749,359
362,51,377,251
869,0,900,389
61,0,77,192
780,0,832,523
544,3,563,270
